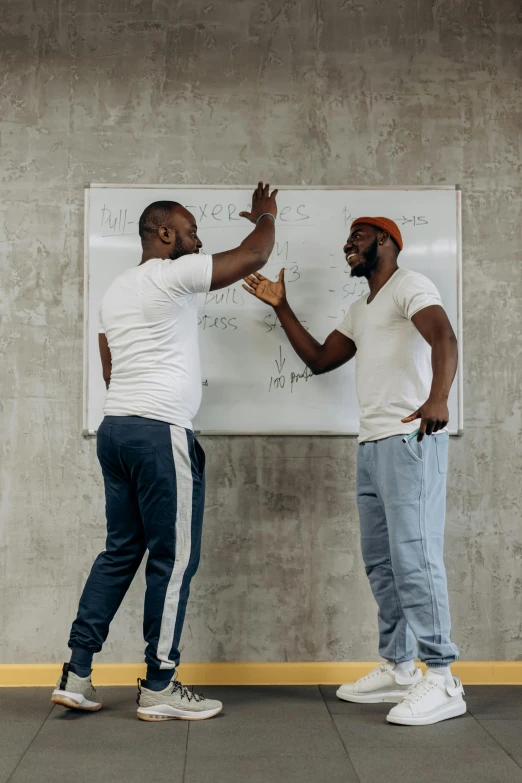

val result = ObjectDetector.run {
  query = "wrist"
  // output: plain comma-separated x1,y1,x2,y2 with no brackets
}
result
273,299,287,312
256,213,276,224
428,391,449,402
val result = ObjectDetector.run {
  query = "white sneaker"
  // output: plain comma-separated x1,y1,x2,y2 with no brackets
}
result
336,663,422,704
387,669,467,725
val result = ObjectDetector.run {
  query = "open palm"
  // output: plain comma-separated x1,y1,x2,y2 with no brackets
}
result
242,269,286,307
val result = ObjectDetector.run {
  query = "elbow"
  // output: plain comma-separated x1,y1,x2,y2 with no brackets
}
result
445,331,459,356
451,333,458,357
308,348,330,376
445,328,458,346
240,237,272,270
254,252,270,268
242,252,269,276
432,329,457,351
452,334,459,363
244,242,271,266
309,360,324,376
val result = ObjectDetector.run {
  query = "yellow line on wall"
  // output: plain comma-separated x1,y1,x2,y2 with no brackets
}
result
1,662,521,687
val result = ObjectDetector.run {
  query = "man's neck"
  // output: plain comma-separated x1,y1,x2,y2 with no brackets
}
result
367,260,399,300
140,249,169,265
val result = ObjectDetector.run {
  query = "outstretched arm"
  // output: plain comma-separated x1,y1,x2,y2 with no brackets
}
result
243,269,357,374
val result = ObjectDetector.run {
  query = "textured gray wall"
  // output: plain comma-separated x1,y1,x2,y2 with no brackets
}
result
1,0,521,665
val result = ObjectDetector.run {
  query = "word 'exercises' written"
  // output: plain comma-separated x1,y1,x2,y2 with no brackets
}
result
99,202,311,238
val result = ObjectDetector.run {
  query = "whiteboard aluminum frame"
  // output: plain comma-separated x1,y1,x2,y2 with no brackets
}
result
83,184,463,437
455,186,464,435
82,186,91,437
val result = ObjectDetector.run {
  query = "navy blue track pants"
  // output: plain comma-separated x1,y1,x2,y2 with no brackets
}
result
68,415,205,671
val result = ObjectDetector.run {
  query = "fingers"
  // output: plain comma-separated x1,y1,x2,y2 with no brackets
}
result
253,181,277,197
417,420,428,442
425,419,435,437
245,181,278,218
243,272,269,287
241,284,255,295
429,419,449,434
401,411,420,423
278,267,285,282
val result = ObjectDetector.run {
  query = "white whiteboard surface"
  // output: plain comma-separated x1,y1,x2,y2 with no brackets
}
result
84,186,463,436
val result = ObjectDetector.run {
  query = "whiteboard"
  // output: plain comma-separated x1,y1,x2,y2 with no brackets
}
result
84,185,463,435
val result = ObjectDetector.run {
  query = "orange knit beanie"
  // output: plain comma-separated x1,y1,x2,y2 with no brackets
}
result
350,217,403,251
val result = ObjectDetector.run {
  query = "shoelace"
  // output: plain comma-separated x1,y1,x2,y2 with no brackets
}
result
171,678,205,703
359,663,390,683
401,678,435,704
135,676,205,704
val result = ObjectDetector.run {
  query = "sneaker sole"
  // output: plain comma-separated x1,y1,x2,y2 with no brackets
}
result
336,689,408,704
137,705,222,722
51,690,102,712
387,699,467,726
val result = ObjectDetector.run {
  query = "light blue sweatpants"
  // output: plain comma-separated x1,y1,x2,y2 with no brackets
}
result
356,432,459,667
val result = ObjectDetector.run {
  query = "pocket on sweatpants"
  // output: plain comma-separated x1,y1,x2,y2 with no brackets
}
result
120,446,156,486
434,434,449,474
194,438,206,478
404,436,423,463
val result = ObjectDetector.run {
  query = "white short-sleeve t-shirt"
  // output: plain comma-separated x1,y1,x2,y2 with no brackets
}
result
98,254,212,430
337,268,444,443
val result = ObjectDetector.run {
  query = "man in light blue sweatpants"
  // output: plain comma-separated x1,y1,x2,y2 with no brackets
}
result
243,215,464,726
357,433,457,670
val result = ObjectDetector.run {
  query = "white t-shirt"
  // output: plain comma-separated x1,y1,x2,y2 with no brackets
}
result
337,268,444,443
98,254,212,430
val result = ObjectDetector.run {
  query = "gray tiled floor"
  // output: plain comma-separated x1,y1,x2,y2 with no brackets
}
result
0,686,521,783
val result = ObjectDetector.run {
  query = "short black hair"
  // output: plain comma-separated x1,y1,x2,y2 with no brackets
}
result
138,200,182,239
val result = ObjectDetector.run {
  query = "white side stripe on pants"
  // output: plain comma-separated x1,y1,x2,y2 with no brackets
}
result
157,425,193,668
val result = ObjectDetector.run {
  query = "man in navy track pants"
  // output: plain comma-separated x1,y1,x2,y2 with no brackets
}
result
52,182,279,721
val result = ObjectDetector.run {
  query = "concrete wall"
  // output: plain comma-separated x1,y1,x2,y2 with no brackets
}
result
1,0,521,665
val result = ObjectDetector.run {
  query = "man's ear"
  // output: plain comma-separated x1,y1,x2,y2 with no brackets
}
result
378,230,390,246
158,225,174,244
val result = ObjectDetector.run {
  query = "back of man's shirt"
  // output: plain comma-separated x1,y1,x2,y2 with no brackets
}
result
99,254,212,430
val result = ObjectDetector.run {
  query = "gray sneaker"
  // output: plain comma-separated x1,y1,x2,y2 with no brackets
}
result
137,673,222,721
51,663,102,712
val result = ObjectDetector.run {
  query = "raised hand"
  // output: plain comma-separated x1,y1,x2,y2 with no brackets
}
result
239,181,278,224
242,268,286,308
